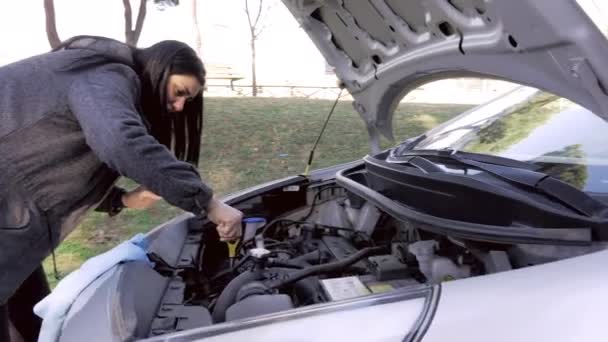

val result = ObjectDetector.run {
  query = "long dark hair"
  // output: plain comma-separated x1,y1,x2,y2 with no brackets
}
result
134,41,205,165
54,36,205,166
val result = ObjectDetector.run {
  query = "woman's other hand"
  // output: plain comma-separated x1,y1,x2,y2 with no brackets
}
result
121,186,162,209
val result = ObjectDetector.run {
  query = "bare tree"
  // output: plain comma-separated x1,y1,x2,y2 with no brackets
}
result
44,0,61,49
192,0,202,56
43,0,179,50
123,0,148,46
124,0,180,46
245,0,270,97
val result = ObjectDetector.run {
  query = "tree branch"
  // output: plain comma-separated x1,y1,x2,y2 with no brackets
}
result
245,0,253,30
123,0,134,45
132,0,148,45
44,0,61,49
254,24,267,39
192,0,202,55
253,0,263,29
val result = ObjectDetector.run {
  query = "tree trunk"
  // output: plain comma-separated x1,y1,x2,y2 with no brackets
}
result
251,37,257,97
192,0,202,56
44,0,61,49
245,0,263,97
123,0,147,46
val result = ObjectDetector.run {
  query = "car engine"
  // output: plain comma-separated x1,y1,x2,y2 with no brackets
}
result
166,184,500,325
143,177,607,336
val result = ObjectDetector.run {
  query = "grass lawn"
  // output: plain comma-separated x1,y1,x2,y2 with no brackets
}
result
43,96,471,286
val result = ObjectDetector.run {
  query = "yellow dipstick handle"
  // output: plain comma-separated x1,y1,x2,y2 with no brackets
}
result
227,241,238,268
227,241,238,258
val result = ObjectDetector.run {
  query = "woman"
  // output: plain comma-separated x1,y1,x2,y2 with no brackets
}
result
0,36,242,341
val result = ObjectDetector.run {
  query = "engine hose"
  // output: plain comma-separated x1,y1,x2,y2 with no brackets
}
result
288,260,323,305
212,270,264,323
214,247,384,321
267,261,304,269
269,245,388,289
264,265,321,305
291,250,324,264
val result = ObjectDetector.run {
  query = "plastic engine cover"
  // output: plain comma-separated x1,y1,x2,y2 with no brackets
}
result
225,295,294,321
368,255,410,281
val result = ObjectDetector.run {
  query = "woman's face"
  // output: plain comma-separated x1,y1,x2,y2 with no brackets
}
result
166,74,202,113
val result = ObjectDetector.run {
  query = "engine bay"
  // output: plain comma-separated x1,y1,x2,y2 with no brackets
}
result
145,174,606,335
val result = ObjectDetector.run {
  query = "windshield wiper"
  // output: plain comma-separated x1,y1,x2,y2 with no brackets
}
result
389,148,541,171
396,134,427,151
387,149,607,217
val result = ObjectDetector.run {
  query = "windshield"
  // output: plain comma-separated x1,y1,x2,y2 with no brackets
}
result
407,87,608,193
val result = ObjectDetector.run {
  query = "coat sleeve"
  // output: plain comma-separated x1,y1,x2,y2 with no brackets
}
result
68,63,213,214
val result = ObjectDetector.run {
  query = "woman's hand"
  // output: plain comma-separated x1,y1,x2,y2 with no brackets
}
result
206,197,243,241
121,186,162,209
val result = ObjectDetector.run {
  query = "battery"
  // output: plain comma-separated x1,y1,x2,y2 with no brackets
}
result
320,274,421,301
359,274,420,294
320,276,371,301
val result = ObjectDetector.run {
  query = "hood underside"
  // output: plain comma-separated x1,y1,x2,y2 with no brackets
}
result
283,0,608,152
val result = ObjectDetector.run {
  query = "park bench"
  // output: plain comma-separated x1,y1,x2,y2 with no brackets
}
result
205,63,244,90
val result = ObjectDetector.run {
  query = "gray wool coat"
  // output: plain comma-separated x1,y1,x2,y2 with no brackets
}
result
0,39,212,303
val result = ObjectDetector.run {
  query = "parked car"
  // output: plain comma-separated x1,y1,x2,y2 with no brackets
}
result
57,0,608,341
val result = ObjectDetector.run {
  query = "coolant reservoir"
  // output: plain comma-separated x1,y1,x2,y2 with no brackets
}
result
409,240,437,283
408,240,471,283
431,257,471,283
243,217,267,242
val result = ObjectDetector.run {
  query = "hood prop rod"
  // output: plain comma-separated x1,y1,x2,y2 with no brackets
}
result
303,86,345,175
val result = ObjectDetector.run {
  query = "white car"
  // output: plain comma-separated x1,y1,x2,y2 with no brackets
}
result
57,0,608,341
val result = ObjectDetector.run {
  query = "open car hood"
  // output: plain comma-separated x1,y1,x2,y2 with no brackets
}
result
282,0,608,152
